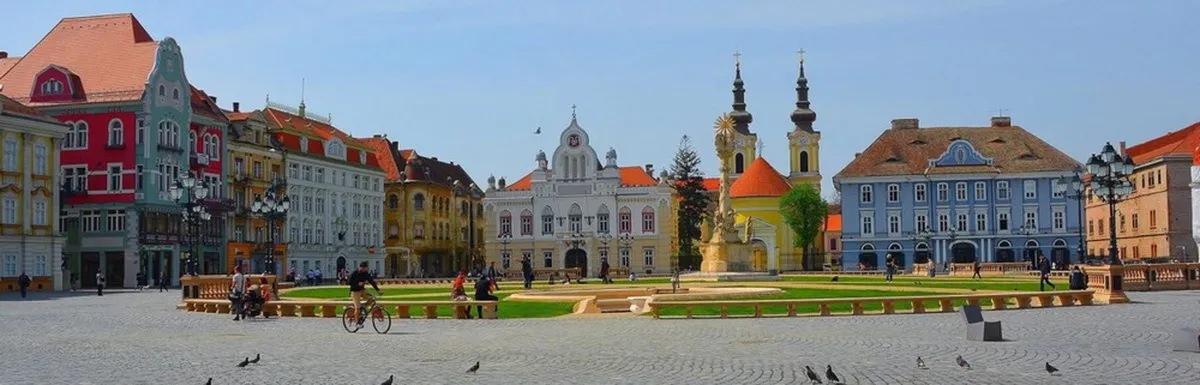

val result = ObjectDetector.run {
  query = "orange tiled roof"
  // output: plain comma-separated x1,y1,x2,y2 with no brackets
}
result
836,124,1079,178
1124,121,1200,165
502,166,657,191
673,177,720,191
730,157,792,198
360,136,402,181
397,148,476,187
263,106,381,169
189,87,228,123
0,13,158,104
824,214,842,232
225,112,251,121
0,57,20,78
0,93,61,124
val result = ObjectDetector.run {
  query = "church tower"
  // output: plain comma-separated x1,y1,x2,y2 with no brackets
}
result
725,52,758,179
786,51,821,193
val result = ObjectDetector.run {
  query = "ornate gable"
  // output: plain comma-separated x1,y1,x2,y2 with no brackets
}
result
930,139,993,167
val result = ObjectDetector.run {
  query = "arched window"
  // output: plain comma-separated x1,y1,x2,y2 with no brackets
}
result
887,242,905,267
596,205,610,234
996,240,1013,263
641,206,655,233
914,242,931,264
413,193,425,210
520,209,533,235
108,119,123,146
413,221,425,238
1023,239,1040,261
734,153,745,173
618,206,632,233
206,134,219,157
858,243,878,270
799,150,810,172
387,194,399,210
70,121,88,150
569,204,583,233
172,88,180,100
541,206,555,235
188,131,197,152
158,85,165,96
499,210,512,235
460,201,469,216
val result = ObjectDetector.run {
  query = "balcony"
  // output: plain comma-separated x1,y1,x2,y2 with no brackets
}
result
59,184,88,197
157,143,184,153
191,153,211,166
105,142,127,150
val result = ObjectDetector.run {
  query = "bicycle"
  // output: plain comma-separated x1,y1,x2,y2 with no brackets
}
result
342,292,391,334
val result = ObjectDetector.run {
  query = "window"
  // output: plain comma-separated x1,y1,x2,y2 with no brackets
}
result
2,255,15,277
1119,214,1126,232
997,181,1010,200
542,207,555,235
975,213,987,232
33,200,47,226
136,119,145,145
1052,179,1065,198
641,207,655,233
1023,180,1037,199
861,213,875,235
887,184,900,203
108,119,123,146
1133,246,1140,259
1025,209,1038,229
1151,244,1158,258
914,184,926,202
1131,213,1139,230
107,165,122,192
619,247,631,267
135,165,143,190
501,252,511,270
887,214,900,235
543,250,553,268
65,121,88,150
643,247,655,266
106,210,125,232
998,212,1009,231
1088,220,1094,235
33,142,47,175
597,211,610,234
206,134,219,157
173,88,179,100
34,255,46,276
859,185,873,204
253,161,263,178
353,175,360,189
956,182,967,201
1,137,15,171
915,213,928,232
1149,210,1157,229
81,210,101,232
569,210,582,233
1099,219,1105,235
63,166,88,191
413,193,425,210
937,214,949,232
974,182,986,201
937,183,949,202
618,207,632,233
1053,210,1066,231
0,196,15,224
499,211,512,235
40,79,63,95
413,221,425,238
950,213,965,232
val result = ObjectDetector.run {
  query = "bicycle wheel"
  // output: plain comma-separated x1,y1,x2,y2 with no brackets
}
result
371,304,392,334
341,306,360,333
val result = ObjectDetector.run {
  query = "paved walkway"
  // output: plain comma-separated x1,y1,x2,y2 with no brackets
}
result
2,290,1200,384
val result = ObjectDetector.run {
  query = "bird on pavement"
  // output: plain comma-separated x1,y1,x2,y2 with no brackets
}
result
825,365,843,384
917,356,927,369
467,361,480,374
237,357,250,368
381,374,394,385
1045,362,1059,375
205,378,212,385
249,354,260,364
956,355,970,370
534,127,541,135
804,366,823,384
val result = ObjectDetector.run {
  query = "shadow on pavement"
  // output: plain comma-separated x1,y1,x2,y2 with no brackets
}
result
0,289,177,302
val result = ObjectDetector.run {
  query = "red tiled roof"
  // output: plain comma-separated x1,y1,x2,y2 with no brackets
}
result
0,13,158,104
0,93,62,124
225,112,251,121
730,157,792,198
0,57,20,78
398,148,477,187
360,136,401,181
673,177,720,191
824,214,842,232
263,106,381,169
1125,121,1200,165
836,124,1079,178
502,166,657,191
189,87,228,123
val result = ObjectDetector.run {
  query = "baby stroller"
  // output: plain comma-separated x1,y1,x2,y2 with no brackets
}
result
241,289,268,319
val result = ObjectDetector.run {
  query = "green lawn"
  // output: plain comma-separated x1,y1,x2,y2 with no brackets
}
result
781,275,1063,292
283,286,453,300
653,287,989,317
283,287,577,319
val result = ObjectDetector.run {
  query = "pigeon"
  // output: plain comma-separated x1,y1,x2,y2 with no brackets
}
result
830,276,839,282
1045,362,1059,375
956,355,970,370
825,365,843,384
237,357,250,368
381,374,394,385
804,366,823,384
205,378,212,385
534,127,541,135
467,361,480,374
917,356,927,369
249,353,260,364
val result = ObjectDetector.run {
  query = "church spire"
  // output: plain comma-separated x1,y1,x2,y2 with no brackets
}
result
728,51,753,135
790,49,816,132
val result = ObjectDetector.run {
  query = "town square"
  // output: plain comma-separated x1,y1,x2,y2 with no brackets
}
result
2,1,1200,384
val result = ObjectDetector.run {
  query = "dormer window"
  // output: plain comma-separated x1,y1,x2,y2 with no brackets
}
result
40,79,64,96
359,152,367,164
172,88,180,100
299,137,309,152
326,140,346,159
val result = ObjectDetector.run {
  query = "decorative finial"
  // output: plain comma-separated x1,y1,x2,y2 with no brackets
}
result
993,108,1010,117
301,77,306,104
571,104,577,120
797,49,806,66
733,50,742,67
756,140,764,157
265,93,270,104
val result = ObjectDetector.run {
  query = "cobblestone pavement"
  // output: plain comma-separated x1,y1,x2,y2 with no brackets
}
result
2,290,1200,385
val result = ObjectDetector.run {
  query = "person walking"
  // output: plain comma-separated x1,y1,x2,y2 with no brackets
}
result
1038,255,1056,291
158,270,170,292
485,262,499,286
96,270,105,296
230,266,247,321
884,255,896,283
17,271,31,299
520,256,534,289
926,259,936,278
600,259,612,284
473,274,499,319
972,260,982,280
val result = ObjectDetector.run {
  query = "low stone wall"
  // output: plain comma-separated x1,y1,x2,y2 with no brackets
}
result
648,290,1095,319
0,276,53,292
181,298,498,319
179,275,279,300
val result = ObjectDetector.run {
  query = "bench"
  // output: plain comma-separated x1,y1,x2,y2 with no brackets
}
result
182,299,500,319
960,304,1003,342
647,290,1095,319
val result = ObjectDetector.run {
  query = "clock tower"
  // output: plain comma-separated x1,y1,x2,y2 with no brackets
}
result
787,53,821,193
725,52,759,179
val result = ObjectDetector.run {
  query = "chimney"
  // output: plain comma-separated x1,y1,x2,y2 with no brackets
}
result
990,116,1012,127
645,164,654,176
389,140,399,153
891,118,919,130
854,152,862,158
1119,141,1127,155
0,51,7,59
232,102,240,112
208,96,217,105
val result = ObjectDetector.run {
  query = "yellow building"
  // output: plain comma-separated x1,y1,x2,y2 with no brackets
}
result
0,94,68,291
224,106,287,273
363,135,484,278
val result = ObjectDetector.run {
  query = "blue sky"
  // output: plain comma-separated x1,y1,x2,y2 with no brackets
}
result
3,0,1198,197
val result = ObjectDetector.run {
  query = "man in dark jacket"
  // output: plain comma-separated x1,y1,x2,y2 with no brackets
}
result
520,256,533,289
600,259,611,284
1038,255,1056,291
473,275,499,319
1068,266,1088,290
17,272,31,299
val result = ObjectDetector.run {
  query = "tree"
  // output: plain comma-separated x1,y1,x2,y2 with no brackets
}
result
669,135,711,270
780,184,828,271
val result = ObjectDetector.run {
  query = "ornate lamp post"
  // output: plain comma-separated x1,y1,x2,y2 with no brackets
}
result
1085,142,1136,265
170,172,212,276
1055,166,1088,264
617,232,634,268
561,232,587,249
1017,223,1038,266
597,233,613,265
909,226,934,264
250,188,290,274
497,233,512,269
331,216,349,274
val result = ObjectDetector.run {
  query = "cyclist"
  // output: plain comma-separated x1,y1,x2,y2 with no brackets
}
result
348,261,383,330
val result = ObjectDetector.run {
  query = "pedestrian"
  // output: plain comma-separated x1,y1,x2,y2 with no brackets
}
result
452,270,467,294
159,270,169,292
600,259,611,284
230,266,247,321
70,273,78,292
520,256,534,289
486,261,498,286
96,270,106,296
1038,254,1056,291
17,271,31,299
972,259,982,280
926,259,935,278
473,274,499,319
884,255,896,283
1068,266,1088,290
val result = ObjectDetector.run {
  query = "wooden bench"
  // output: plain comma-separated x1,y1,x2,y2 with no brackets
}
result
647,290,1095,319
181,299,500,319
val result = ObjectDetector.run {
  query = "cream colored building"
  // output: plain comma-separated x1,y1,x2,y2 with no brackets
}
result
483,113,677,277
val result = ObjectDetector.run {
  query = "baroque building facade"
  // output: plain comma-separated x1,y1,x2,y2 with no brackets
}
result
483,112,677,277
0,95,69,292
223,104,287,272
835,116,1082,270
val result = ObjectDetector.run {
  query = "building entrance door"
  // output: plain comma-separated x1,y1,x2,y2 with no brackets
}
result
564,248,588,277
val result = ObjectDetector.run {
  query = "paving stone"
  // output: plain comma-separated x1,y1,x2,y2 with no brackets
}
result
1,289,1199,384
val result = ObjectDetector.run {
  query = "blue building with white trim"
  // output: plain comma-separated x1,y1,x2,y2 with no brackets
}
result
833,116,1083,270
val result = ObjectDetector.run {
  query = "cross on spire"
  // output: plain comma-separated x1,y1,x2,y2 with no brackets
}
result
571,104,577,120
733,50,742,67
993,108,1010,117
756,140,765,156
797,49,806,65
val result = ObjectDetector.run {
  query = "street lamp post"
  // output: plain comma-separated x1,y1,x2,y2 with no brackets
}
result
1085,142,1136,265
170,172,212,276
617,232,634,269
1056,167,1088,265
1018,223,1038,267
909,226,934,264
597,233,613,264
332,216,348,276
250,187,290,275
497,233,512,269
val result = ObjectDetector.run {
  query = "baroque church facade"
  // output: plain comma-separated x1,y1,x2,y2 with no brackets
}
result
482,112,677,277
